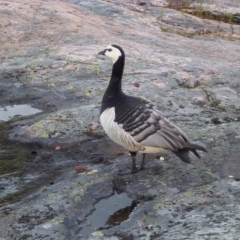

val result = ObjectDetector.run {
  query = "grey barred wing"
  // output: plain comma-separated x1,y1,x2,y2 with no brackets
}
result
114,102,189,152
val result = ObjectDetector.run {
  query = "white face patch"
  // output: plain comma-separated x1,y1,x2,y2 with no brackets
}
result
104,45,122,63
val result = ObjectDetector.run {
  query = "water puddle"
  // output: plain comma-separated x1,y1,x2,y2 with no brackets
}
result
0,104,42,121
79,192,137,238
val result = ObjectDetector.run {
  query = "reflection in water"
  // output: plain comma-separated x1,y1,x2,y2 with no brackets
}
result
105,200,137,227
79,192,137,238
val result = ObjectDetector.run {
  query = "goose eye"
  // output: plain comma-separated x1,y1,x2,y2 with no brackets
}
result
108,49,112,52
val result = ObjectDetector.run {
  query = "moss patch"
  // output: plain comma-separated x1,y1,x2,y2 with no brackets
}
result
0,121,32,175
0,120,59,207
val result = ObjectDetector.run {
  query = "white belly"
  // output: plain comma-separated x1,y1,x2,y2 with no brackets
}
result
100,107,171,154
100,107,144,152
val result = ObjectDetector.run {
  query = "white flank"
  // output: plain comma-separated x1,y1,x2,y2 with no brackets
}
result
140,146,169,154
100,107,144,152
100,108,173,154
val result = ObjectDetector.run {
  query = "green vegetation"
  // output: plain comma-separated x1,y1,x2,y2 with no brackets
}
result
0,120,33,206
160,0,239,39
0,118,58,207
0,121,31,175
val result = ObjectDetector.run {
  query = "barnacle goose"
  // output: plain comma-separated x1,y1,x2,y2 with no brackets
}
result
98,45,207,175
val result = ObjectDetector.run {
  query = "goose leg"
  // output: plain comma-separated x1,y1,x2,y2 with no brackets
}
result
140,153,146,170
118,151,142,175
130,151,138,172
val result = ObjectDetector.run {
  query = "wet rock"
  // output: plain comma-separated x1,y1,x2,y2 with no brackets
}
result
0,0,240,239
0,63,27,72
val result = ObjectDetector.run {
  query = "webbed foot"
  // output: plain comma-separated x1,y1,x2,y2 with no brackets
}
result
117,152,146,175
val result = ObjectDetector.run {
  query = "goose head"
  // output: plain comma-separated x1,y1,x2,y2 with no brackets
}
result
98,45,124,64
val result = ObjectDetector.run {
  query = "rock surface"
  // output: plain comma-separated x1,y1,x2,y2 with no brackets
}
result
0,0,240,239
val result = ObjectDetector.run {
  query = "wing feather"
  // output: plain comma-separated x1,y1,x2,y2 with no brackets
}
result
140,132,176,150
115,100,189,152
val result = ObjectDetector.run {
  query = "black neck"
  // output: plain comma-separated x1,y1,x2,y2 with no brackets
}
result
100,53,126,114
105,55,124,94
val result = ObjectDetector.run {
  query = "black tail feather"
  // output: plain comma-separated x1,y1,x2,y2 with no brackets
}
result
183,142,207,153
174,149,191,163
192,149,201,159
174,142,207,163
